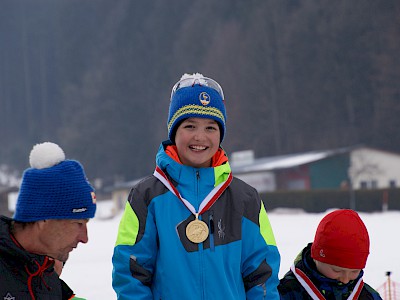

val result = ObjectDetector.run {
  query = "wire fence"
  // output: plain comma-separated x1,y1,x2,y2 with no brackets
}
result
377,273,400,300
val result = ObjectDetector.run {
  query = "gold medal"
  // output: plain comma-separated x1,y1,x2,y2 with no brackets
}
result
186,215,209,243
153,168,232,244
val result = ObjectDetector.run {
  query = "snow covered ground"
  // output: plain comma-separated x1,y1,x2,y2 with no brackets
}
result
61,201,400,299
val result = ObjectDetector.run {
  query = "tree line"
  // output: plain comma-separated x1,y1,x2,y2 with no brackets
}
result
1,0,399,188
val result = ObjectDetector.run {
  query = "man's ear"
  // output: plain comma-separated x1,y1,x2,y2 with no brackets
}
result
36,219,47,230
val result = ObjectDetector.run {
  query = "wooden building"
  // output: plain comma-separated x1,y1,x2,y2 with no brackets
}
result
231,146,400,193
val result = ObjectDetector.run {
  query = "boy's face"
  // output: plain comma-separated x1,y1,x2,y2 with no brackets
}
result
175,117,220,168
314,260,361,284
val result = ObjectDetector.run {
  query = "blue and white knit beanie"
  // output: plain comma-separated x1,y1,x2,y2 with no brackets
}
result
167,73,227,143
14,142,97,222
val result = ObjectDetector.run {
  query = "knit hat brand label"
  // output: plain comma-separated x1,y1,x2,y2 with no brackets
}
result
199,92,210,105
72,207,88,213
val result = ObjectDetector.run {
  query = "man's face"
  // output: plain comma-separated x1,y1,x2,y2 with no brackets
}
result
39,219,89,262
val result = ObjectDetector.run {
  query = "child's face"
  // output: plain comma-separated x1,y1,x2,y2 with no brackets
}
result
175,117,220,168
314,260,361,284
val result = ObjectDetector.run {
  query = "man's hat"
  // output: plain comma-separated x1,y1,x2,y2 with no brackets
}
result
14,142,96,222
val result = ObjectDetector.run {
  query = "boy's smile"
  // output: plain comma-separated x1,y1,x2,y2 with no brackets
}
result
175,117,220,168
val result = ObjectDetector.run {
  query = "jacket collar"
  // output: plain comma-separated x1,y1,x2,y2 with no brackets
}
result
296,243,364,295
156,140,231,187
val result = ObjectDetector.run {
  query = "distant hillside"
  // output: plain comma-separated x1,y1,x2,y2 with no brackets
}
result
1,0,399,183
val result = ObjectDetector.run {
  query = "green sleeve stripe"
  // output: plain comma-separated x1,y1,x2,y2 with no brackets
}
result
259,201,277,246
214,162,231,186
115,202,140,246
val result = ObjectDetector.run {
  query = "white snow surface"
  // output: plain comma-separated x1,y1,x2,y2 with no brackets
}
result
61,201,400,299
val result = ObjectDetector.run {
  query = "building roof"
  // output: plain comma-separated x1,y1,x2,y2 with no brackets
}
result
0,186,19,195
231,146,353,174
108,178,143,192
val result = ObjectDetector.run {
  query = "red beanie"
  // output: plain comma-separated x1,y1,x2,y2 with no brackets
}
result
311,209,370,269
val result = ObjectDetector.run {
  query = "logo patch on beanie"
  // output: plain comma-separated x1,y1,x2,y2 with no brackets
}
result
91,191,97,204
72,207,88,213
319,249,326,257
199,92,210,106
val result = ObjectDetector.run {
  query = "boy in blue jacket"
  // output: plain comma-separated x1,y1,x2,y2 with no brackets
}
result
112,73,280,299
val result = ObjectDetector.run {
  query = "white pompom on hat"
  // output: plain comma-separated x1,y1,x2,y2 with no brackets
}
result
29,142,65,169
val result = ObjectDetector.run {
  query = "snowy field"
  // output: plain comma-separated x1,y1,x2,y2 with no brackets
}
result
61,201,400,299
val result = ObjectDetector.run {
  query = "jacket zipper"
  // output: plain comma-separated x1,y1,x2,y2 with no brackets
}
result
209,212,215,252
196,170,206,300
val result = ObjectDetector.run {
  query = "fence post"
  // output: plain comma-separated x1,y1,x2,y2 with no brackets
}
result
382,190,389,212
386,271,392,300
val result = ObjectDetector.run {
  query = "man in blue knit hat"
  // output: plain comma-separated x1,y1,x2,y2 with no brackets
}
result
0,142,96,300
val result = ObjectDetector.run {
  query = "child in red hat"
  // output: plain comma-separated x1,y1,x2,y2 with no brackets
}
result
278,209,382,299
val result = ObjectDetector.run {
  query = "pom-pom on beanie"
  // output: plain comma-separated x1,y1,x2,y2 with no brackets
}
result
167,73,227,143
14,142,97,222
311,209,370,269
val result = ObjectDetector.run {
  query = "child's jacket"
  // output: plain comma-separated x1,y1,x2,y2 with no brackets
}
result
112,140,280,299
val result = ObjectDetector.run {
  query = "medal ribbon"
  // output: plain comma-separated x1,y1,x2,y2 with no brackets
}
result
154,166,232,216
290,264,364,300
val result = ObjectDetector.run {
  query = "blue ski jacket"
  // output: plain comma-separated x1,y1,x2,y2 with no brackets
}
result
112,141,280,299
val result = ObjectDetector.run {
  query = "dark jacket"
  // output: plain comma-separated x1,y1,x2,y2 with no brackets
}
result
0,216,74,300
278,243,382,300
